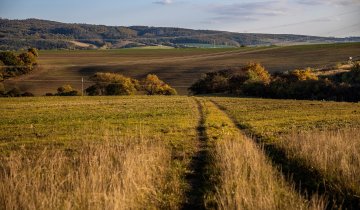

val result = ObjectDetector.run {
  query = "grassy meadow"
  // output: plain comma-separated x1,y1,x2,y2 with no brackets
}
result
1,42,360,210
4,42,360,95
0,96,199,209
1,95,360,209
211,97,360,208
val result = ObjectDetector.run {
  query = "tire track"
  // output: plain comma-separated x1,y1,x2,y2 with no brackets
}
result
181,98,209,210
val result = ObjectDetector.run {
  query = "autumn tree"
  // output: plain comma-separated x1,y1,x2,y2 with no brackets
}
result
86,72,138,96
142,74,177,95
243,62,271,84
290,68,318,81
0,48,39,80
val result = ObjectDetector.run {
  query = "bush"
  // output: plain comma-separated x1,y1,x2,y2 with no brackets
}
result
244,62,271,84
189,62,360,102
86,73,137,96
189,63,270,95
289,68,318,81
21,92,34,97
0,48,38,80
189,70,233,94
341,62,360,85
56,85,79,96
6,87,21,97
142,74,177,95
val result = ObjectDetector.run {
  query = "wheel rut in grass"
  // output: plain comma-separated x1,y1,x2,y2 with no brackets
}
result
210,99,360,210
181,98,209,210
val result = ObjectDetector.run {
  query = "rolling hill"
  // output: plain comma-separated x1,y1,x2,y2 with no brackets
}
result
1,18,360,50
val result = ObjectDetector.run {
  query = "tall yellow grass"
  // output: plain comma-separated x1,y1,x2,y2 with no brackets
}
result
0,133,182,210
211,135,326,210
201,100,325,210
281,129,360,194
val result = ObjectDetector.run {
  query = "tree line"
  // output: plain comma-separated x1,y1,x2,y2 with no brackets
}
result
46,73,177,96
189,62,360,102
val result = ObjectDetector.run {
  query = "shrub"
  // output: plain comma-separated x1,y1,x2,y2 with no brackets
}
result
0,48,38,80
21,92,34,97
244,62,271,84
341,62,360,85
28,48,39,57
56,85,79,96
189,70,233,94
0,51,21,66
86,72,137,96
18,52,36,65
6,87,21,97
289,68,318,81
142,74,177,95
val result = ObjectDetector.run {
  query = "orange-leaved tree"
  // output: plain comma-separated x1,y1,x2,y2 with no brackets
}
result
142,74,177,95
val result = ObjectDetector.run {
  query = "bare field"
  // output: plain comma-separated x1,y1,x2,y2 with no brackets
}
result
4,43,360,95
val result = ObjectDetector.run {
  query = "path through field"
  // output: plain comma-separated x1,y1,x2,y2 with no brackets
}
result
182,98,323,209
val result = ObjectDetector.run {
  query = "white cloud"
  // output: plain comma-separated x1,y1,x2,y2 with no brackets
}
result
296,0,360,6
153,0,174,5
207,1,288,22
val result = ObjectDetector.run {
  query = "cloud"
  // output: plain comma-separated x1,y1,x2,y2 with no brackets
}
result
206,1,288,22
296,0,359,6
153,0,173,5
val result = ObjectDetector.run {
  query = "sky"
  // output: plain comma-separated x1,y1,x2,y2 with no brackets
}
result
0,0,359,37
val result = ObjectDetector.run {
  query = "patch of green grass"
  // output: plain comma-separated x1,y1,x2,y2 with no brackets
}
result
0,96,198,153
211,97,360,141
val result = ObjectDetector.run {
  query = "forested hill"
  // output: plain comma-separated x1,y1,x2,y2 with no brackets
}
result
1,18,359,50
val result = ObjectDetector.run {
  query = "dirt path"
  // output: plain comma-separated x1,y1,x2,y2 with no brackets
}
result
181,98,209,210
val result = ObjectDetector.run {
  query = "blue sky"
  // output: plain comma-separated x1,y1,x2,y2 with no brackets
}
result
0,0,359,37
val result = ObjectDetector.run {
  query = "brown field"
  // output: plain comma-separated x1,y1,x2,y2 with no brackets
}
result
4,42,360,95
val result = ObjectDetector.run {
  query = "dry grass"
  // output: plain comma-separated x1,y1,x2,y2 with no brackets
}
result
212,135,326,210
0,131,182,210
280,129,360,195
201,100,326,210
